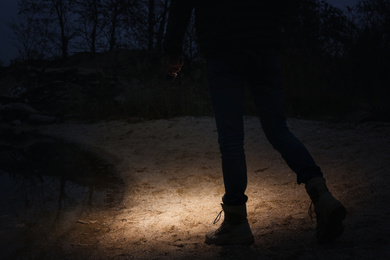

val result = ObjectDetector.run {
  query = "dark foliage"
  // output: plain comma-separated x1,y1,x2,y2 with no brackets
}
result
3,0,390,121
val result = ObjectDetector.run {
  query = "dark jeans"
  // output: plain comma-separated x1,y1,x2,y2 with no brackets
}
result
206,49,323,206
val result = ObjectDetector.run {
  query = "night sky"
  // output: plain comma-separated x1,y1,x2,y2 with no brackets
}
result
0,0,19,65
0,0,359,65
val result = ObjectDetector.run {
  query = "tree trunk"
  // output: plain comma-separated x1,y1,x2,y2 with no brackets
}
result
90,0,98,53
54,0,68,58
155,0,169,50
148,0,155,50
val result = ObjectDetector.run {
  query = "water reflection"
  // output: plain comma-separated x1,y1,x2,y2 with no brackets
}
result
0,129,124,228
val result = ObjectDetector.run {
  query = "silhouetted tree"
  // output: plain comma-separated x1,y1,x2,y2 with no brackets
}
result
74,0,103,53
12,0,78,59
9,0,51,60
155,0,169,50
139,0,170,50
351,0,390,118
100,0,122,51
10,0,176,58
148,0,155,50
51,0,77,58
356,0,390,49
99,0,142,51
281,0,351,58
319,2,349,57
121,1,147,48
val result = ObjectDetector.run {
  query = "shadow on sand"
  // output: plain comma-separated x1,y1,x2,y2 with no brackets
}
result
0,129,124,259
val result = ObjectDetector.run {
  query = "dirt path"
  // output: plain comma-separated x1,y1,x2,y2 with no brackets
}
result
3,117,390,259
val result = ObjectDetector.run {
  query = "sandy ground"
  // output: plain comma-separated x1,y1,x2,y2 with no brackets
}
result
5,116,390,259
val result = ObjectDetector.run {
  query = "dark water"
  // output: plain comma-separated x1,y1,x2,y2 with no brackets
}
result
0,129,124,259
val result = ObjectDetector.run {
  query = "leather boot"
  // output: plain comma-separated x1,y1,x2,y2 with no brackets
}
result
305,177,347,244
205,203,254,245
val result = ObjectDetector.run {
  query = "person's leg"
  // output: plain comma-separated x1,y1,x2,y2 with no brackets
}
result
247,49,346,244
206,53,248,205
205,52,253,245
247,49,322,184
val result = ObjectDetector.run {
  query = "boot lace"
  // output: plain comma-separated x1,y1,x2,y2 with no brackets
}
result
308,201,316,223
212,206,227,233
213,208,223,225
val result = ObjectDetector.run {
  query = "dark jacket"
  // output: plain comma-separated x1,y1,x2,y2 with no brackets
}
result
164,0,298,56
